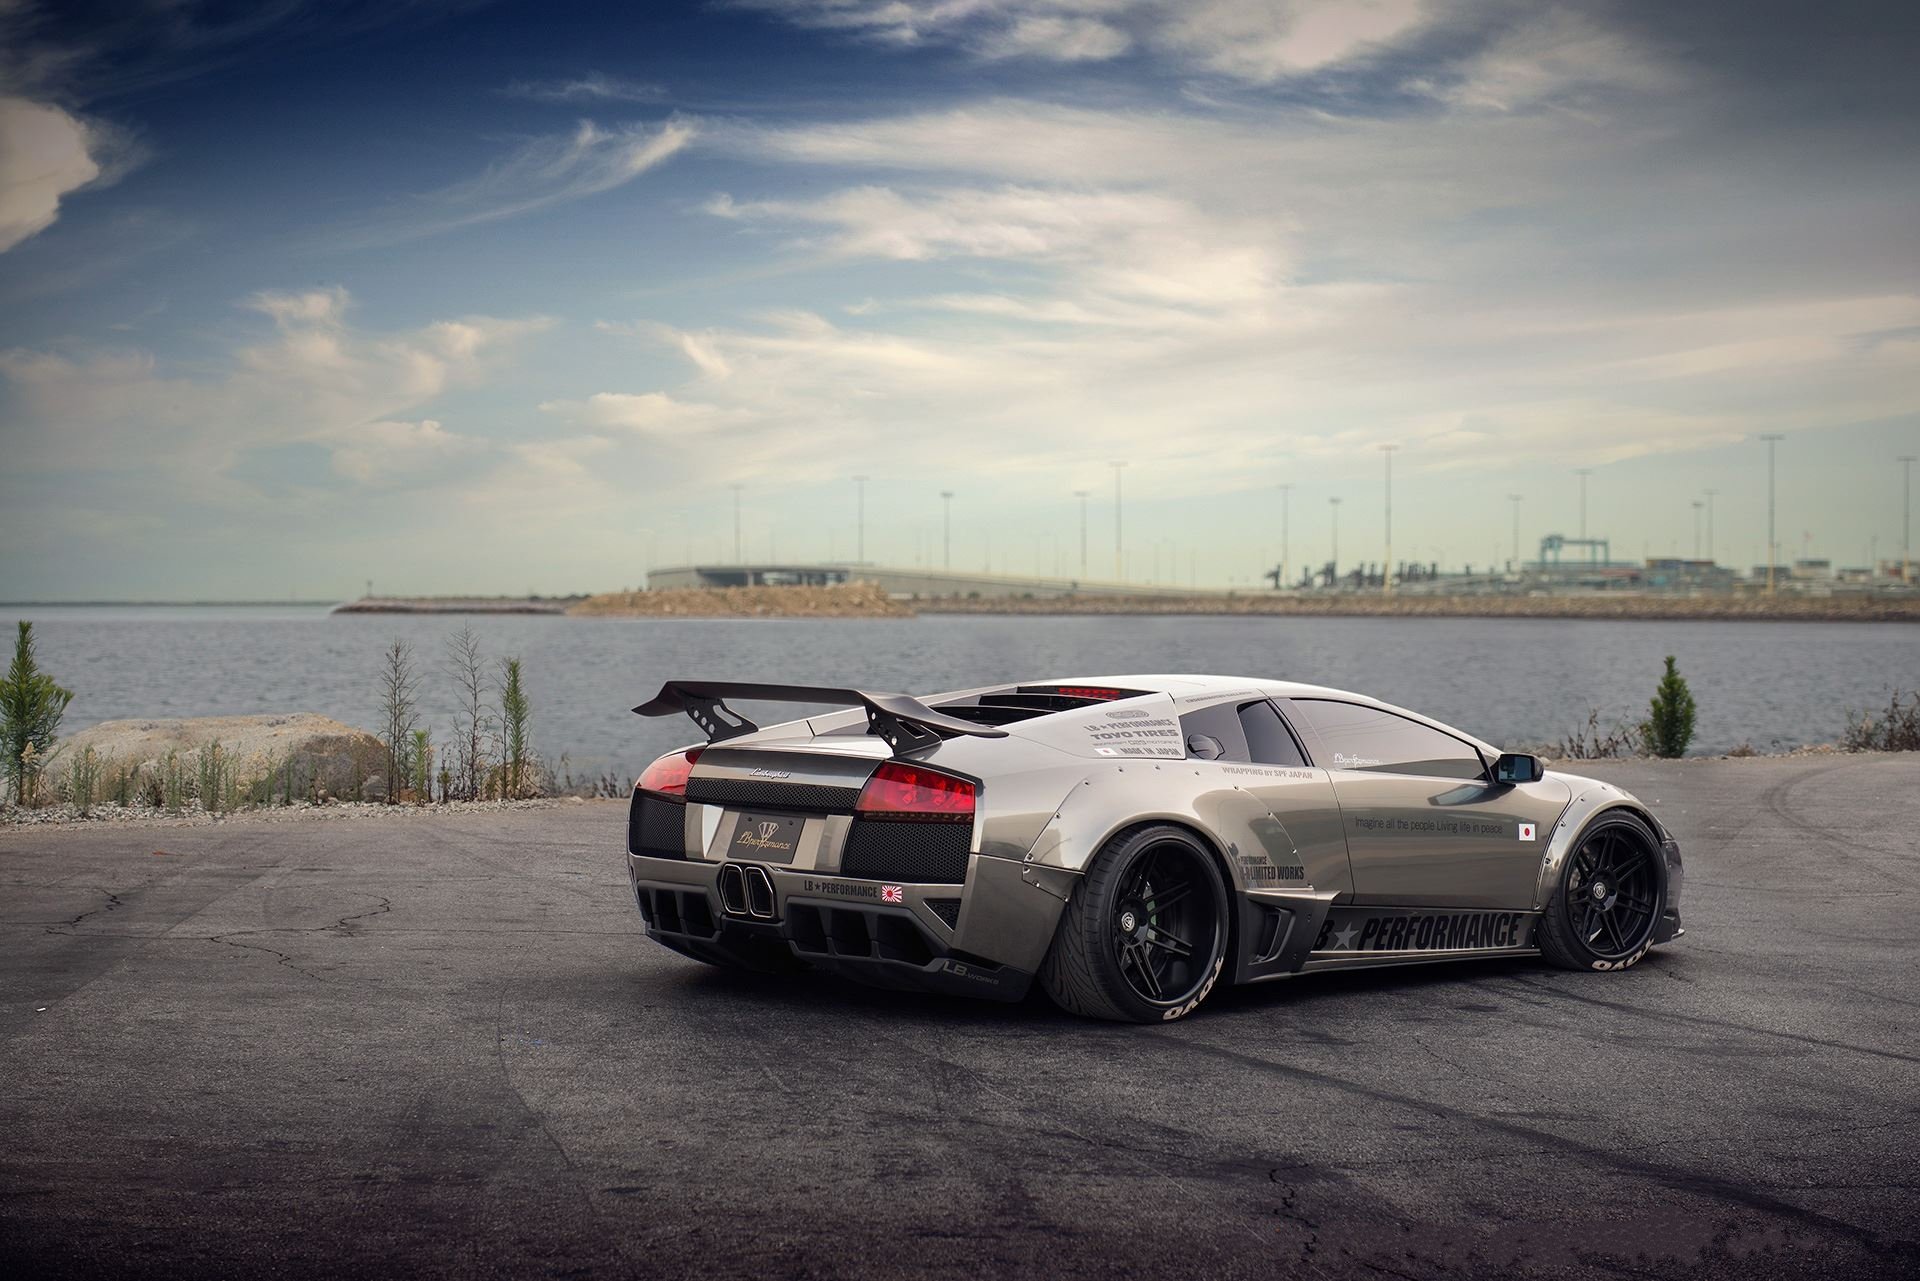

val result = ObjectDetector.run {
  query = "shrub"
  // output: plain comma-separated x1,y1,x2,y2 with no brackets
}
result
66,746,101,816
1,621,74,807
1641,655,1697,759
499,657,531,799
1843,689,1920,752
1553,708,1642,760
163,751,185,814
197,741,227,814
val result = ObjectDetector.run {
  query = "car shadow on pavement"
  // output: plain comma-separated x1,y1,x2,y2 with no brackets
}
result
641,948,1639,1029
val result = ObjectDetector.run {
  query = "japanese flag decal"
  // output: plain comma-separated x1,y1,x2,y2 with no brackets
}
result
1518,822,1537,841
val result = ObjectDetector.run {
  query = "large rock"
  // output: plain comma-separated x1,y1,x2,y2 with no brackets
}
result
43,714,386,803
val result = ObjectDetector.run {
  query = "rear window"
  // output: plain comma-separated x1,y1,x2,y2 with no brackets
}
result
1180,699,1307,766
1239,700,1307,766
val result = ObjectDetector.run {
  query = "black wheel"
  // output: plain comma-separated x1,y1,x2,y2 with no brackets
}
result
1538,811,1666,971
1039,825,1231,1023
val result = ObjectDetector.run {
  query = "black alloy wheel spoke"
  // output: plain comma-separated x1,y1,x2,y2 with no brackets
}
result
1145,928,1193,958
1130,945,1163,999
1148,881,1193,913
1600,910,1626,951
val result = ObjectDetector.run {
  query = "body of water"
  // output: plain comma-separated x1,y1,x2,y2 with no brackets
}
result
10,606,1917,779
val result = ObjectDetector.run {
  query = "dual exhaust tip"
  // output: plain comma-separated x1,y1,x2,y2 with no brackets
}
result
718,863,776,919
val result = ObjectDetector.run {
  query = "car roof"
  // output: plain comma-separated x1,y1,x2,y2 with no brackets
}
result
1025,674,1499,756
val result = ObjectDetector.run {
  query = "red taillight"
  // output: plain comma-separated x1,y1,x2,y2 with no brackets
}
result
1051,686,1124,700
637,746,703,799
856,761,976,822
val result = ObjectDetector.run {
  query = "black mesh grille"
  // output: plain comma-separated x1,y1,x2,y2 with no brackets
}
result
629,793,688,858
926,898,962,929
840,820,972,884
685,776,862,812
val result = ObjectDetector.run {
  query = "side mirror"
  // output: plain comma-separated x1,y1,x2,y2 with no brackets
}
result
1494,752,1545,784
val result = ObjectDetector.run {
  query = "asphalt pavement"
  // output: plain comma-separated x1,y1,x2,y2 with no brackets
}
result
2,754,1916,1280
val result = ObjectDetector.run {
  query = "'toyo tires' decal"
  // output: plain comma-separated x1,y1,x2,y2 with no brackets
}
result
1161,955,1226,1021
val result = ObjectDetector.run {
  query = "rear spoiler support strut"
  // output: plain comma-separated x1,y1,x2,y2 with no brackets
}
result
633,681,1008,754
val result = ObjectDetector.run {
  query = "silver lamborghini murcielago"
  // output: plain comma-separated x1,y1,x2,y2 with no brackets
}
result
625,677,1684,1022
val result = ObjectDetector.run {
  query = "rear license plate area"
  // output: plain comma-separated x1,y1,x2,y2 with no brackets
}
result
726,812,804,864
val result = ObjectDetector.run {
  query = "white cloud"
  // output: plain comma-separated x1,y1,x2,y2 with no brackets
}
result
735,1,1431,80
1436,8,1679,113
504,71,667,103
979,15,1131,61
0,288,552,478
335,117,694,246
328,418,477,485
0,96,104,251
539,391,753,434
1156,0,1426,80
710,183,1279,313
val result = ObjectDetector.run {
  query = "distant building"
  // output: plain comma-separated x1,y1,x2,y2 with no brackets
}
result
1641,558,1739,590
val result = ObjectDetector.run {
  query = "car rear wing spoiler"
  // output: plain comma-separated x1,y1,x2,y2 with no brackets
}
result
633,680,1008,754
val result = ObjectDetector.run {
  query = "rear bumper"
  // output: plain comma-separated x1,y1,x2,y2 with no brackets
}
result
627,853,1046,1002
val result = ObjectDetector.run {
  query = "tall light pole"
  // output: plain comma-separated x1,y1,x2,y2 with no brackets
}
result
851,475,869,565
939,490,953,571
729,483,744,564
1379,444,1398,593
1329,497,1342,584
1574,468,1593,563
1110,461,1127,581
1691,500,1703,560
1703,488,1717,564
1760,434,1784,592
1507,494,1522,570
1074,489,1090,578
1278,482,1293,590
1900,456,1916,584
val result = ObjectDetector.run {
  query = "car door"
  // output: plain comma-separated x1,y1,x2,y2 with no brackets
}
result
1282,697,1568,909
1178,697,1351,898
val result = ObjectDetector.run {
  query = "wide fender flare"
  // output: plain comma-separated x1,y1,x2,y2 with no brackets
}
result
1021,760,1238,883
1533,778,1674,912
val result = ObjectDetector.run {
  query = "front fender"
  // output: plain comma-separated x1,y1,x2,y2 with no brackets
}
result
1533,773,1682,917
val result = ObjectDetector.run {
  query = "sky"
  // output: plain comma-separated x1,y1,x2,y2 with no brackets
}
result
0,0,1916,599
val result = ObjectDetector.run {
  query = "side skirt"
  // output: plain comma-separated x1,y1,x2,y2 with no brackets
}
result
1237,899,1543,982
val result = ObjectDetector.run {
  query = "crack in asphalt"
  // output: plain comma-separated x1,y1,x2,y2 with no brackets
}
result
203,931,329,983
328,896,392,936
43,887,124,935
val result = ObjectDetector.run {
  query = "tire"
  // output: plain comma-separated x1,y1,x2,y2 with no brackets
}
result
1537,811,1667,972
1039,824,1232,1023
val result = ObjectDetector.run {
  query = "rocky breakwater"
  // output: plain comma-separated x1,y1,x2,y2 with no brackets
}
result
567,582,912,618
41,714,388,805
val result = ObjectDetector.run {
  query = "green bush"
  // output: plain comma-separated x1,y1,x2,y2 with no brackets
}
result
1641,655,1697,759
499,657,531,799
197,741,227,813
66,746,100,817
1,621,74,806
1843,689,1920,752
